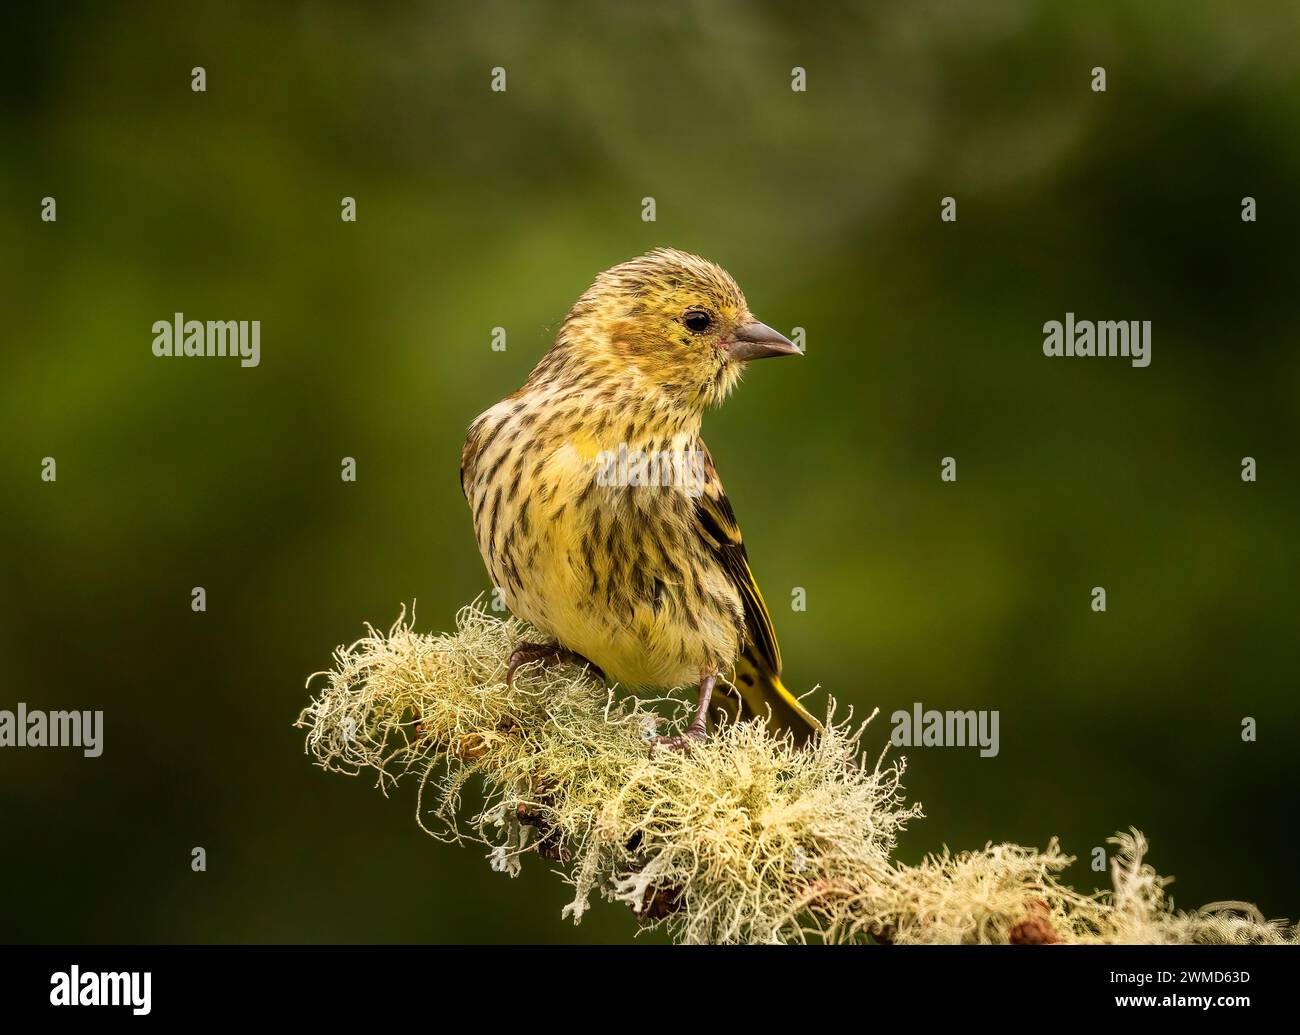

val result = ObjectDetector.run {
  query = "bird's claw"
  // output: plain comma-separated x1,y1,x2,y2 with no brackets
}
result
649,728,707,755
506,641,604,688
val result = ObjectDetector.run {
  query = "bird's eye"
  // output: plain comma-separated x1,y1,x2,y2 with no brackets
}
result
683,309,713,334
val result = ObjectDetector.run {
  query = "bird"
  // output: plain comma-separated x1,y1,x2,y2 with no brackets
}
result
460,247,821,749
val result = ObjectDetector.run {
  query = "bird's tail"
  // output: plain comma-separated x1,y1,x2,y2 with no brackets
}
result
714,645,822,746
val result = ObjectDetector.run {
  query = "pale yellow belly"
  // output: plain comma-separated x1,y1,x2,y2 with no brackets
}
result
473,440,742,689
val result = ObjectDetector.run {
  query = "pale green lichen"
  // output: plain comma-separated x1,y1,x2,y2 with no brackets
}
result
296,603,1295,946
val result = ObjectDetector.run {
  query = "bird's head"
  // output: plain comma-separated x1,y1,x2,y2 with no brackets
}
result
552,248,800,415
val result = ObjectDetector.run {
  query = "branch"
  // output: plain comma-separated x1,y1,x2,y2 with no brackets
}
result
295,603,1295,945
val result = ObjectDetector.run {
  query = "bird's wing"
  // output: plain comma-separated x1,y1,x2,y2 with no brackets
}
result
693,443,821,741
693,444,781,675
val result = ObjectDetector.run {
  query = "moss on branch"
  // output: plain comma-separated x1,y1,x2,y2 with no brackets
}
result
296,603,1295,945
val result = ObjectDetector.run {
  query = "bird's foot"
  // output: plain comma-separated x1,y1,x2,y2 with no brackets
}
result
648,672,718,755
506,641,604,688
649,726,707,755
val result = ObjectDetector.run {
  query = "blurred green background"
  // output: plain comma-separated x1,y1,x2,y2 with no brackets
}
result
2,0,1298,943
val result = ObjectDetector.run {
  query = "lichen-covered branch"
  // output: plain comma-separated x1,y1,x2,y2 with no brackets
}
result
295,603,1295,945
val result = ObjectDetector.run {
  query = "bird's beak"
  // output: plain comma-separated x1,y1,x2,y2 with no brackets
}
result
727,321,802,361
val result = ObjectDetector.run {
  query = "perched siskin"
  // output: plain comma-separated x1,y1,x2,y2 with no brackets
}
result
461,248,820,748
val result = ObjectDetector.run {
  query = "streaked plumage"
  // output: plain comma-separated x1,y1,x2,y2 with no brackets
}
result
461,248,820,744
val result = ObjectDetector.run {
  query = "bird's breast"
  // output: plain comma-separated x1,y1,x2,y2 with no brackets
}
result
464,400,742,688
